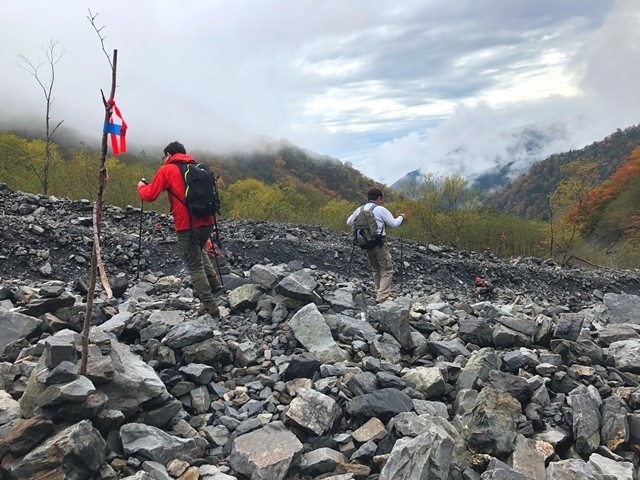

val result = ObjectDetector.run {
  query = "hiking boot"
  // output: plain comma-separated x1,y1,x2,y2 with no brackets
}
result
198,303,220,318
208,274,223,293
375,296,393,304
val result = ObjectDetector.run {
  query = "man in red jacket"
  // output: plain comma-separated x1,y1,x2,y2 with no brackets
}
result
137,141,222,318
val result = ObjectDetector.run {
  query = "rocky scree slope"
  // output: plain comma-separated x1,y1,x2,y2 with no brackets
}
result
0,183,639,478
1,183,640,310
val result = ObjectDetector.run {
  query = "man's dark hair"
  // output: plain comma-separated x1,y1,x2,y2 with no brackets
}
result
367,187,383,201
164,141,186,156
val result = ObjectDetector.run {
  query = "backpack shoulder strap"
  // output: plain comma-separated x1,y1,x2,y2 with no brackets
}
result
167,163,188,207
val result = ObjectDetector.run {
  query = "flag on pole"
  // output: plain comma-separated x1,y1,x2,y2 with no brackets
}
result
103,98,127,155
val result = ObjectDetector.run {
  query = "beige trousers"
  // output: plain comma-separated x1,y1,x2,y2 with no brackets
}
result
365,242,394,301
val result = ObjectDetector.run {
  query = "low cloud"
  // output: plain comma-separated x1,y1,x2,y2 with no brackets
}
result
1,0,637,186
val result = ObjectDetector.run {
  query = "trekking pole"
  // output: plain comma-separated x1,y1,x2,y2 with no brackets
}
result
137,178,149,281
399,233,404,286
211,216,225,290
136,199,144,281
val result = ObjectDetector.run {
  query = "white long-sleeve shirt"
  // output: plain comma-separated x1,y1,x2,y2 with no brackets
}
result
346,201,404,236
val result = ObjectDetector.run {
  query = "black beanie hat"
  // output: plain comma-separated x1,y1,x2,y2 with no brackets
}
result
164,141,186,156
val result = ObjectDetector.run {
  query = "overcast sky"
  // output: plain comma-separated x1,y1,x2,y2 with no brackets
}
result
1,0,639,185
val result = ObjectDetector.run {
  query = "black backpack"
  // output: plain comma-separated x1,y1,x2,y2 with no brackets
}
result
176,163,220,217
352,205,381,249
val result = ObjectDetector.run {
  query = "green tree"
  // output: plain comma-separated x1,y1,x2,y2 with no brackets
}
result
318,199,357,231
227,178,297,221
399,173,478,247
549,160,599,264
0,134,62,194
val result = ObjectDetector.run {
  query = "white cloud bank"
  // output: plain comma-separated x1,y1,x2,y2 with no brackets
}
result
1,0,638,185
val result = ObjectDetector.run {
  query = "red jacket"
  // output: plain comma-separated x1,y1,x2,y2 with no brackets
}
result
137,153,214,232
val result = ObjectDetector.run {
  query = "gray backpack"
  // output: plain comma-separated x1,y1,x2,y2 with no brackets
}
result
352,205,380,249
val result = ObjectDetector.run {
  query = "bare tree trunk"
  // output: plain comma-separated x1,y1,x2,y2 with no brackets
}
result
18,40,64,195
81,40,117,374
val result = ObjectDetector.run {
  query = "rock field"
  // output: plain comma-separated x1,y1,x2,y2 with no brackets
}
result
1,183,640,479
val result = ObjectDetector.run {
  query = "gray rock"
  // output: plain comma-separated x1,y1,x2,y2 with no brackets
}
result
326,313,377,341
301,447,348,476
545,459,597,480
600,395,629,451
427,339,471,360
463,348,502,382
42,334,77,369
97,311,133,337
553,312,586,341
285,388,342,435
229,421,303,480
36,375,96,407
0,390,21,426
0,310,42,354
569,385,601,456
179,363,216,384
352,417,387,443
229,284,264,312
413,399,449,418
379,429,453,480
120,423,203,464
587,452,634,480
235,341,258,367
487,370,532,405
368,299,415,350
480,458,530,480
458,317,493,347
602,293,640,324
324,286,356,312
275,270,317,301
347,388,413,420
182,338,233,365
3,420,106,479
370,339,402,364
598,324,640,346
161,318,216,349
248,264,281,289
19,293,75,318
509,434,546,480
100,338,168,418
289,303,349,364
607,339,640,373
462,387,522,456
493,323,531,348
401,366,447,398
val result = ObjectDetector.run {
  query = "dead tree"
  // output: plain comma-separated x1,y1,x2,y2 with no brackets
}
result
81,12,116,375
17,39,65,194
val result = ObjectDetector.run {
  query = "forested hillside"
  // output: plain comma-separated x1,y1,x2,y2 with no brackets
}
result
489,124,640,219
198,141,379,203
0,132,383,207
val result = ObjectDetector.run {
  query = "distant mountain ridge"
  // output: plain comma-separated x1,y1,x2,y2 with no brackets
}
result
391,122,573,194
489,124,640,219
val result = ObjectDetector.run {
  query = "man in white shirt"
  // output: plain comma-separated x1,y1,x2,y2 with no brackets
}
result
346,188,405,303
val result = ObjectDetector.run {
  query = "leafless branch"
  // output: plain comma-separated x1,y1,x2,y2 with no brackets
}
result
87,10,113,69
50,120,64,137
17,40,64,109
